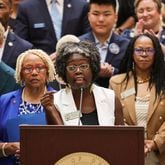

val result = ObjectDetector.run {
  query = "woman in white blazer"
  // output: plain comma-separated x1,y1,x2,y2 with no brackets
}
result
41,41,124,126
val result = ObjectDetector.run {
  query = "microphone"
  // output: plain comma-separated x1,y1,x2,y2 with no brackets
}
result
78,87,83,126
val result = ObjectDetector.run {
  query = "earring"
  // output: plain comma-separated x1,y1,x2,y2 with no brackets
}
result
20,80,25,87
132,62,135,70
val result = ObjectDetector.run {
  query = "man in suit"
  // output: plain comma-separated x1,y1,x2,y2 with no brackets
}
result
0,61,19,95
0,0,33,69
2,31,33,69
15,0,90,54
79,0,130,88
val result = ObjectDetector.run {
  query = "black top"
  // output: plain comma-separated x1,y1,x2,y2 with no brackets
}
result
8,17,18,32
81,110,99,125
117,0,136,27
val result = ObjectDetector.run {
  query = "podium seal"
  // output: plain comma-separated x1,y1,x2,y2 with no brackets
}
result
55,152,109,165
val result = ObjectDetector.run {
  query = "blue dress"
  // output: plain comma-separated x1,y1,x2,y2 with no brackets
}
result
0,86,54,165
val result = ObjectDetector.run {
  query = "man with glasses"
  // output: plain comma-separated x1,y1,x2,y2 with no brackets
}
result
0,0,33,69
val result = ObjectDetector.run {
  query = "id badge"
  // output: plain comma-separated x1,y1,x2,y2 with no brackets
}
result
121,88,135,99
64,111,82,121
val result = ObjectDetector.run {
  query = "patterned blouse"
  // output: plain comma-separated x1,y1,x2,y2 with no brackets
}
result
18,100,44,116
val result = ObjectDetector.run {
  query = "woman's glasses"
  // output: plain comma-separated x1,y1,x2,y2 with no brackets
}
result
66,64,89,73
22,65,47,74
134,47,155,56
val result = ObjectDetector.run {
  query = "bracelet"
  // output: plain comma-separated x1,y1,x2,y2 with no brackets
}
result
2,143,8,157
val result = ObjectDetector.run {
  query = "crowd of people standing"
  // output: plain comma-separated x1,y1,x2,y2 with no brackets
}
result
0,0,164,165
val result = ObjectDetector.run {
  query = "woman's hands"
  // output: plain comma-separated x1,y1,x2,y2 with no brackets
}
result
0,142,20,158
41,91,64,125
144,140,158,156
41,91,56,112
99,63,114,77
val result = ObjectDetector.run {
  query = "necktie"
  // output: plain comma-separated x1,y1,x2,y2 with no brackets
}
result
50,0,62,40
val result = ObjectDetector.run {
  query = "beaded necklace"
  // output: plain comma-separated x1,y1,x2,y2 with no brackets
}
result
21,88,46,114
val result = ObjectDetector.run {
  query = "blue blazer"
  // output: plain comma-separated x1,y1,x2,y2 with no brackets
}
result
0,61,19,95
2,31,33,69
0,86,54,141
0,86,54,165
15,0,90,54
79,31,130,88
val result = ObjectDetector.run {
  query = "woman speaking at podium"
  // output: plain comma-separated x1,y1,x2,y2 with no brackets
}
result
41,41,124,126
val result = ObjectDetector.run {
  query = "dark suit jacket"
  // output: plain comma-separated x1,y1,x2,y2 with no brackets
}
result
2,31,33,69
15,0,90,54
0,61,20,95
79,31,130,88
8,17,18,32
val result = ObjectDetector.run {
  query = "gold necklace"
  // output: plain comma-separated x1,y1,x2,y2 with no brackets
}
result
137,77,150,84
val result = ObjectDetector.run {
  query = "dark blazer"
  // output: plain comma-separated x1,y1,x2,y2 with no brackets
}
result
0,61,20,95
15,0,90,54
8,17,18,32
79,31,130,88
2,31,33,69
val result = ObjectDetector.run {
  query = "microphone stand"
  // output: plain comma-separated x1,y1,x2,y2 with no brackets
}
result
78,88,83,126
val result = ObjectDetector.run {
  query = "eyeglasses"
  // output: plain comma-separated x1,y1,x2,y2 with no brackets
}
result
134,48,155,56
22,65,47,74
66,64,90,73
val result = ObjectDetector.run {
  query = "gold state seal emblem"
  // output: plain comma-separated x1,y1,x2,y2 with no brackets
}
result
55,152,109,165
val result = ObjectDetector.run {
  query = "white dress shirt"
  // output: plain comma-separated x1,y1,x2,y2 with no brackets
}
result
0,28,8,62
93,32,112,63
46,0,64,17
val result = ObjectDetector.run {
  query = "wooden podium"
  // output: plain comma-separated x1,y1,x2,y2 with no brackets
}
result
20,125,144,165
